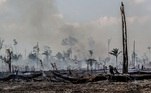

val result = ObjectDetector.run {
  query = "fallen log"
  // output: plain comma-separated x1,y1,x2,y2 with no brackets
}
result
110,75,132,82
52,71,112,83
91,74,108,82
0,72,42,81
110,74,151,82
130,74,151,80
52,71,90,84
52,71,151,83
129,71,151,75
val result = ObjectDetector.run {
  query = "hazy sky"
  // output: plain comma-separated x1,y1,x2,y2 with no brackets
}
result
56,0,151,21
0,0,151,58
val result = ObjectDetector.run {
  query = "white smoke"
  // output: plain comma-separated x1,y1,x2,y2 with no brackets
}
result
0,0,151,71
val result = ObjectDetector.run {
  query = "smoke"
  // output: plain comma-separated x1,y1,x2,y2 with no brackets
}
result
0,0,117,59
88,37,95,51
0,0,61,50
0,0,113,72
0,0,150,70
62,36,78,46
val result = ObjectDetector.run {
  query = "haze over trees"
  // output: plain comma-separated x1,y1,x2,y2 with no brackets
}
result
109,48,122,68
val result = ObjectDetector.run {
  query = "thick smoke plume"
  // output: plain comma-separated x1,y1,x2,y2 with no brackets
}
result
0,0,108,58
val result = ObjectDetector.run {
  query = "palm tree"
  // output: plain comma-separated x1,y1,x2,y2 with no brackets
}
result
109,48,122,68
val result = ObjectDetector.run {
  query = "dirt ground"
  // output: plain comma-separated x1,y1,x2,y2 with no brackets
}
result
0,80,151,93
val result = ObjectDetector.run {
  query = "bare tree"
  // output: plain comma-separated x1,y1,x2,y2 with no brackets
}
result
42,46,52,62
0,38,4,50
13,39,18,54
148,46,151,62
86,50,96,73
33,42,40,70
2,49,13,72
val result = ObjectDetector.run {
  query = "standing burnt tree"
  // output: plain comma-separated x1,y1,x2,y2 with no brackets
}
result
0,39,4,50
86,50,96,74
3,49,13,72
120,2,128,73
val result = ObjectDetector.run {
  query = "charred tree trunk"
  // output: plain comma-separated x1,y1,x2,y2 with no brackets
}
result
120,2,128,73
87,62,89,71
8,62,11,73
4,49,13,73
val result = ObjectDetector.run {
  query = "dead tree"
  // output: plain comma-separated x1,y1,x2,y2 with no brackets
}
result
120,2,128,73
3,49,13,72
0,39,4,50
86,59,96,74
51,63,57,71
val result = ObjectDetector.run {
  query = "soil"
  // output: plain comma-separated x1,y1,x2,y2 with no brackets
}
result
0,80,151,93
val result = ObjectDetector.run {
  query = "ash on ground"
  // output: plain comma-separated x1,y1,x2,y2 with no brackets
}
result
0,80,151,93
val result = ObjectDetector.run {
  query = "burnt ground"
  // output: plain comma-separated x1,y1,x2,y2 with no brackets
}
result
0,80,151,93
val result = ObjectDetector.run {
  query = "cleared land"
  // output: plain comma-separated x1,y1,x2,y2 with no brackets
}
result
0,80,150,93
